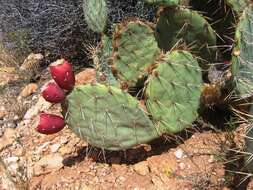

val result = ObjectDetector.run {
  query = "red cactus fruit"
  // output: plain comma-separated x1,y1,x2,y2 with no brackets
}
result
36,113,65,134
41,82,65,103
50,59,75,91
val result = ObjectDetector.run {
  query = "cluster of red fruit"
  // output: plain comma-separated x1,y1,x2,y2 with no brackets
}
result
36,59,75,135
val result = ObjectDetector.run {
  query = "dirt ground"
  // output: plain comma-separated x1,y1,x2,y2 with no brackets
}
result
0,54,253,190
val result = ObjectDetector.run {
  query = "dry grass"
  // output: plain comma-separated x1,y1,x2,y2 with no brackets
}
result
0,43,20,68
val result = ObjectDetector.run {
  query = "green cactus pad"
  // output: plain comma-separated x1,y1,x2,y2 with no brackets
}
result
82,0,108,33
65,83,159,150
155,7,217,69
231,7,253,96
94,35,118,86
225,0,249,13
145,50,202,133
111,20,160,88
144,0,188,6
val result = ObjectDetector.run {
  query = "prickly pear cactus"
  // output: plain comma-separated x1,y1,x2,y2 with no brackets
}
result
110,19,160,88
83,0,108,33
65,83,159,150
145,50,202,133
38,2,236,151
155,7,217,69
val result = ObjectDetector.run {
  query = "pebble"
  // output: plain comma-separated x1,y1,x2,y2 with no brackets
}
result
60,136,69,144
0,106,7,119
75,68,96,86
208,155,214,163
34,142,50,154
5,156,19,163
59,146,73,156
178,162,185,170
13,148,24,156
133,161,149,176
174,149,184,159
18,83,38,99
23,96,52,121
33,154,63,176
20,53,43,71
50,143,61,153
6,122,16,128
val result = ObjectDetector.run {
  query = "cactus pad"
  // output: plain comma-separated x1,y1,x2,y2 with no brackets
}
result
111,20,160,88
231,7,253,96
83,0,108,33
155,8,217,69
145,50,202,133
65,83,159,150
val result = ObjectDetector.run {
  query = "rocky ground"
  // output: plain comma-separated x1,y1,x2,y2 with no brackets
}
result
0,53,253,190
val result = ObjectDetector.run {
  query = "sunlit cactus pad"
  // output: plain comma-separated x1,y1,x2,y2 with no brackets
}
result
155,7,217,68
65,83,159,150
145,50,202,133
111,19,160,87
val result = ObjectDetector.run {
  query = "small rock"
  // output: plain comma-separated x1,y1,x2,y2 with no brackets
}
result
151,175,164,189
23,96,52,121
18,83,38,99
5,156,19,163
20,53,43,72
13,148,24,156
174,149,184,159
0,128,16,151
13,115,19,121
60,136,68,144
178,162,185,170
0,106,7,119
75,68,96,86
208,155,214,163
59,146,73,156
8,162,19,176
6,122,16,128
117,176,126,183
33,154,63,176
35,142,50,154
133,161,149,176
50,143,61,153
